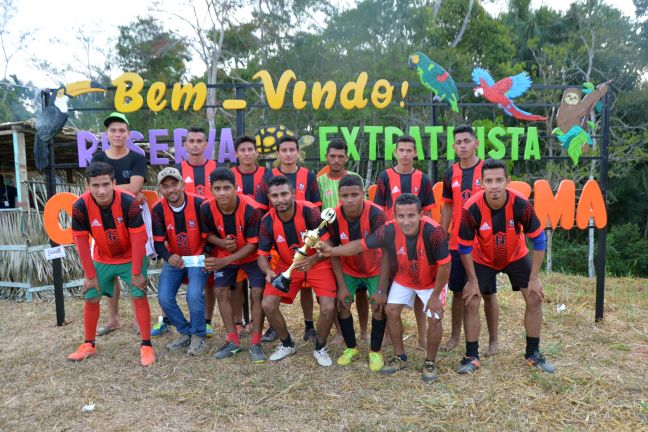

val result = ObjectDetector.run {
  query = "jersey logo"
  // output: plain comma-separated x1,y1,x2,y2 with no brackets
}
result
116,216,123,224
188,219,197,229
122,170,131,179
167,224,174,230
91,219,102,227
184,176,194,183
325,189,332,196
238,225,243,233
475,179,481,187
276,235,285,243
217,225,224,233
363,230,369,238
495,232,506,246
479,222,491,231
298,183,305,191
397,246,406,255
452,180,460,188
391,185,400,194
340,232,348,240
461,190,472,201
413,185,419,193
236,185,242,192
509,219,515,227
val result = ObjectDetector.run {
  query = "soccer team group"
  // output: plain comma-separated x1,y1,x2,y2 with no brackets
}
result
67,112,556,383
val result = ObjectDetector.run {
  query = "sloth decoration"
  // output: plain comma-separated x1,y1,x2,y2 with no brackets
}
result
553,81,610,165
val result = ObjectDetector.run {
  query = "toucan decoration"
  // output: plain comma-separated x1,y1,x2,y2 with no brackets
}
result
471,67,547,122
408,52,459,112
35,80,106,170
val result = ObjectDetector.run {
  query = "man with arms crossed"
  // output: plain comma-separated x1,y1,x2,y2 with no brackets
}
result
440,125,499,356
68,162,154,366
457,158,555,374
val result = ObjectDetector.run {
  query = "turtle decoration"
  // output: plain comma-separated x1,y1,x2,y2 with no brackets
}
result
254,125,296,154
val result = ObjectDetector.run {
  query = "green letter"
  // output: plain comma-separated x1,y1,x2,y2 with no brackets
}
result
487,126,506,159
507,127,524,161
318,126,338,161
384,126,403,161
365,126,383,160
524,127,540,160
408,126,426,160
340,126,361,161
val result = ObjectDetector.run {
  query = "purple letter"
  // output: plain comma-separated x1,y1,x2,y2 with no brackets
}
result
174,128,188,163
77,131,98,168
218,128,237,163
149,129,169,165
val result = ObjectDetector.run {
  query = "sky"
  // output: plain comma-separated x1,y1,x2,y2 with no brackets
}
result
1,0,639,90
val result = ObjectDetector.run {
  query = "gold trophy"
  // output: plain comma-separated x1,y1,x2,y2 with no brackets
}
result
271,208,337,292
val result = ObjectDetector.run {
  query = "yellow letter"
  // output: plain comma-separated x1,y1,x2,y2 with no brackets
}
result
112,72,144,113
171,82,206,111
311,81,337,110
340,72,368,110
252,69,296,110
370,79,393,109
292,81,307,110
147,81,167,112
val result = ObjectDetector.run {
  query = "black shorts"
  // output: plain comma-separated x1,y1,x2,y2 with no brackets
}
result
449,250,467,293
213,261,265,289
474,254,532,295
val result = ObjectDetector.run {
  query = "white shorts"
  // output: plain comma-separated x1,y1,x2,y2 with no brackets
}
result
387,280,448,319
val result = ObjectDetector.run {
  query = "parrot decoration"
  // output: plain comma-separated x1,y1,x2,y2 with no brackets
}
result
553,81,610,165
408,52,459,112
471,67,547,122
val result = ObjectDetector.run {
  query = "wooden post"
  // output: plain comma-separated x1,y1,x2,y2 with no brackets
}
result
11,130,29,210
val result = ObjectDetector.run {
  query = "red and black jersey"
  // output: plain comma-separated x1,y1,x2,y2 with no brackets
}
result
328,201,386,277
374,168,435,219
362,217,449,289
71,189,146,264
257,166,321,207
259,200,330,269
232,165,272,209
151,193,205,258
442,160,484,250
175,159,217,198
199,194,264,264
458,189,543,270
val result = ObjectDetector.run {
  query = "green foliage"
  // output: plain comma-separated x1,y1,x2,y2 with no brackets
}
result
606,223,648,276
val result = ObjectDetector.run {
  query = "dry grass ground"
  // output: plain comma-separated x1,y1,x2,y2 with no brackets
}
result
0,273,646,431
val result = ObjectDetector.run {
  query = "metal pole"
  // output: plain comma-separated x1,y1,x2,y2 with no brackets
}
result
595,92,610,322
234,85,250,325
430,97,438,183
42,90,66,326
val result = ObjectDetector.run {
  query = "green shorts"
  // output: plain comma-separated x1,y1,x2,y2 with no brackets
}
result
86,259,149,300
342,274,379,300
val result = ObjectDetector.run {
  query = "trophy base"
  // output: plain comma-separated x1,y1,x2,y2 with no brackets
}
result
271,274,291,293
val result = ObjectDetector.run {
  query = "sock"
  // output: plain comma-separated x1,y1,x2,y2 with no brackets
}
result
397,353,407,362
281,335,294,348
315,338,327,351
205,319,212,325
226,332,241,345
304,320,314,331
141,340,152,347
370,318,387,352
162,316,172,325
466,341,479,359
83,302,100,343
133,297,151,341
251,332,262,345
339,316,357,349
526,336,540,358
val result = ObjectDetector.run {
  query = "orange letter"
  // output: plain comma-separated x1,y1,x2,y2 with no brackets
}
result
508,181,531,198
533,179,575,230
431,182,443,223
576,179,607,229
142,190,160,210
43,193,78,245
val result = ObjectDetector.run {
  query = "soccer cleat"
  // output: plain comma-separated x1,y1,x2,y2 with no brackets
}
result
166,334,191,351
67,343,96,362
140,345,156,366
269,344,296,361
249,344,267,363
213,342,243,360
422,360,439,383
205,323,215,338
187,335,207,356
337,347,360,366
457,356,481,374
303,328,317,343
368,351,385,372
380,355,407,375
261,327,278,343
525,351,556,374
151,317,170,338
313,346,333,367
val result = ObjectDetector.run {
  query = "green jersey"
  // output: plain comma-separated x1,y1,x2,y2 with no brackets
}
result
317,170,363,209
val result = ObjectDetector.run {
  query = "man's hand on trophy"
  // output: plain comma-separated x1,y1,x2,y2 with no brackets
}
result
265,270,277,284
294,254,319,272
316,242,333,257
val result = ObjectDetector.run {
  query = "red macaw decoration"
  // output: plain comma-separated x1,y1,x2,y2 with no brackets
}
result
471,67,547,122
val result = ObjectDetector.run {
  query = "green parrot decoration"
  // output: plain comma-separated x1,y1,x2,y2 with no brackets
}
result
408,52,459,112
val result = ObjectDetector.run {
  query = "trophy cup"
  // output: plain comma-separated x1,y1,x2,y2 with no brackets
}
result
271,208,337,292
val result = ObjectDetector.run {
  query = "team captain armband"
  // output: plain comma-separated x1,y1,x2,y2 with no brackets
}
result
458,244,473,255
530,230,547,251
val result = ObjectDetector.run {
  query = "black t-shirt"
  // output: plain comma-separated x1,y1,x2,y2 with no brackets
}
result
91,151,147,185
